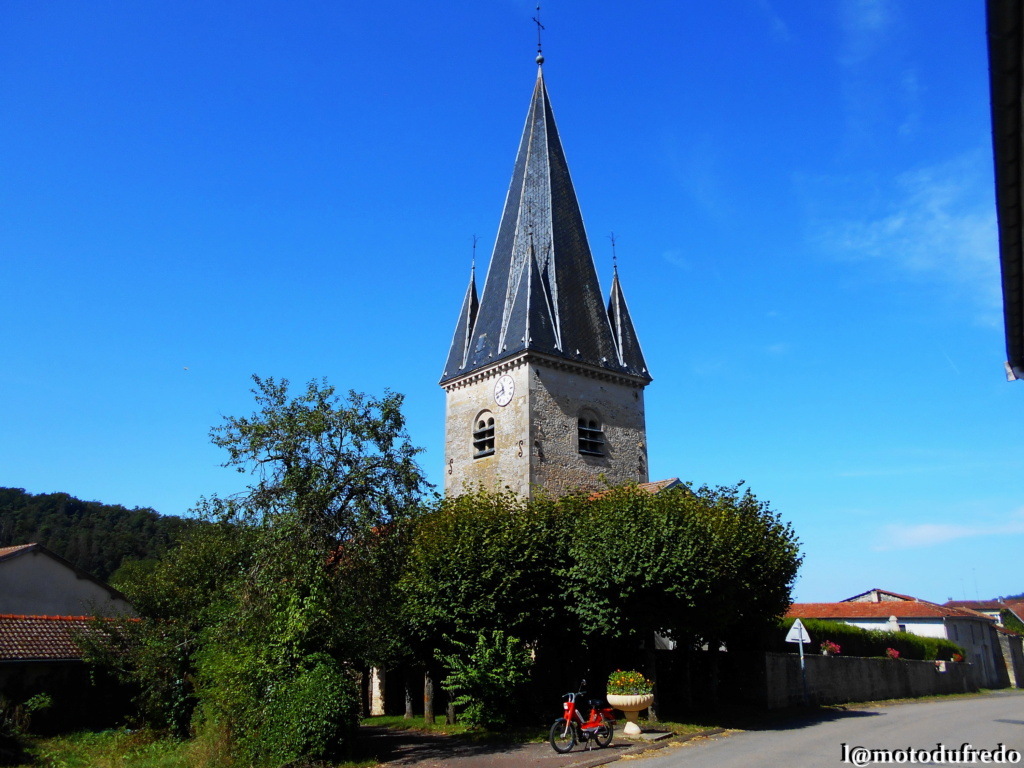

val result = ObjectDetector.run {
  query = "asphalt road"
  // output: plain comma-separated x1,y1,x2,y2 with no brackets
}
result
634,692,1024,768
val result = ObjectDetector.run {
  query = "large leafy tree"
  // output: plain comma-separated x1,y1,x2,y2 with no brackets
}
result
211,375,427,542
92,376,430,764
400,490,568,648
560,483,801,649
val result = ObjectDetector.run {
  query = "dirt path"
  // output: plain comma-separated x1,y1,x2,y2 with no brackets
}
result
354,725,675,767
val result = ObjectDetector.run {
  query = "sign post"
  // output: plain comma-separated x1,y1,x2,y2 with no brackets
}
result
785,618,811,706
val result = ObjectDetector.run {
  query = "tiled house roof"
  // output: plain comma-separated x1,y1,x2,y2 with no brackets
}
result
787,601,996,622
842,588,919,603
0,614,137,662
637,478,683,494
589,477,682,500
944,600,1007,611
0,543,36,560
0,614,98,661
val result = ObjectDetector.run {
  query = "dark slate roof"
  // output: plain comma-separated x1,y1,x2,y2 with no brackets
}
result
440,67,651,384
988,0,1024,380
442,264,479,377
607,265,649,377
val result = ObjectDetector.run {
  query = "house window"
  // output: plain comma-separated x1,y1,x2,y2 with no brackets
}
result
473,412,495,458
578,411,604,456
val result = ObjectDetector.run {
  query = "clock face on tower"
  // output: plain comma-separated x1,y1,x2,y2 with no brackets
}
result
493,375,515,407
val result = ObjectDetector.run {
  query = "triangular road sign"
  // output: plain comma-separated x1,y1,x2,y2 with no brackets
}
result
785,618,811,644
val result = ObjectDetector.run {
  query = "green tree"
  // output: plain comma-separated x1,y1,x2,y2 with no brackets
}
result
1002,609,1024,634
81,497,254,735
436,630,532,729
400,490,568,649
561,483,801,648
89,376,429,764
560,482,802,713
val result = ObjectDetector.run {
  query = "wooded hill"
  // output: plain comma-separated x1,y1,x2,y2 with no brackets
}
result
0,487,194,582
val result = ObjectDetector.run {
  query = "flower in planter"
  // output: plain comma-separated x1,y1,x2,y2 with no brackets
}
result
886,647,900,660
952,653,963,662
607,670,654,696
820,640,841,656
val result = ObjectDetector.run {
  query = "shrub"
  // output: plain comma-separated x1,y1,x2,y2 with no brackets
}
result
437,630,532,729
775,618,965,661
196,649,360,767
258,656,361,766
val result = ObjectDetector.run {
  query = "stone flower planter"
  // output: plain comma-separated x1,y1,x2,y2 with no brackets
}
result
606,693,654,735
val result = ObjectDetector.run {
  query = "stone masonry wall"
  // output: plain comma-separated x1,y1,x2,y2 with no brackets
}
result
764,652,978,709
444,359,532,498
443,355,648,499
528,360,647,496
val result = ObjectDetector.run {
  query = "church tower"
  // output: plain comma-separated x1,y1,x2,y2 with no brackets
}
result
440,62,651,499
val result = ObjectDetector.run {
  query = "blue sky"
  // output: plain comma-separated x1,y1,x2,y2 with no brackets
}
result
1,1,1018,604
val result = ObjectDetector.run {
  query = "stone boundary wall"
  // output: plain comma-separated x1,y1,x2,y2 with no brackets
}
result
765,652,978,709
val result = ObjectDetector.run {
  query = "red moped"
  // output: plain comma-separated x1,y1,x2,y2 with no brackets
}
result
549,680,615,753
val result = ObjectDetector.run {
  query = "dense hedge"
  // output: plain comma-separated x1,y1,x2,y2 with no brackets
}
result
772,618,965,661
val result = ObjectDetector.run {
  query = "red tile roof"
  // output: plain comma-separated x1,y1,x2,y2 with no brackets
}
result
842,588,919,603
0,614,130,662
589,478,683,500
1003,600,1024,617
944,600,1006,611
0,543,36,561
787,601,995,621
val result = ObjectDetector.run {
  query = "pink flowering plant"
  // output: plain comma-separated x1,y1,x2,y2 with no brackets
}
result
886,647,900,660
820,640,841,655
607,670,654,696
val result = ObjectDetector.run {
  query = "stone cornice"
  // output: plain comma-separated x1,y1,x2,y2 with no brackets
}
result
441,351,649,393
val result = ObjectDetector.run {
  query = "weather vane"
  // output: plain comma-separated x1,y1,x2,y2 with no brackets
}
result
533,4,545,64
608,232,618,271
472,234,478,271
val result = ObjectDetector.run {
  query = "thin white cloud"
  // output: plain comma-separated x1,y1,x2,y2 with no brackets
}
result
897,68,922,137
753,0,792,43
815,149,1000,315
875,511,1024,550
662,248,691,270
839,0,891,67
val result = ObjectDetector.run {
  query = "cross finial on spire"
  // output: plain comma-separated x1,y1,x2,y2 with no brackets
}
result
533,4,545,64
472,234,478,273
608,231,618,273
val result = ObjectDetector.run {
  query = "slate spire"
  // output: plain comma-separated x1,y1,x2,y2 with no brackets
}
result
440,66,650,383
607,263,649,377
441,262,478,378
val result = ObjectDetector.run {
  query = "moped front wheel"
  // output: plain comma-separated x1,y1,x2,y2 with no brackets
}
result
549,719,576,753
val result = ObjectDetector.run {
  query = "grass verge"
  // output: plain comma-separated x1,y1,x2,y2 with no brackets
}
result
19,729,191,768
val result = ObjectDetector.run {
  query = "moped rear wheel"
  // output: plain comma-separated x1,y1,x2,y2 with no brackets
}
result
549,719,576,753
594,722,613,748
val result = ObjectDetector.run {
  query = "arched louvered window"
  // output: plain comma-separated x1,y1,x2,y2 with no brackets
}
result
577,410,604,456
473,411,495,458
